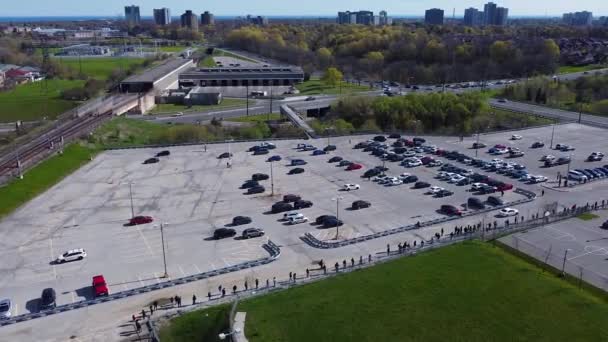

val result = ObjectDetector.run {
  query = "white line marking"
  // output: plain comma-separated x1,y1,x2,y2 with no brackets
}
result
178,265,186,277
71,292,76,303
14,304,18,316
193,264,202,273
222,258,231,267
137,275,145,287
136,226,154,256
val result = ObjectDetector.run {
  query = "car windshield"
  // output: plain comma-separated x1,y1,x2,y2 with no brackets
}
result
0,303,9,312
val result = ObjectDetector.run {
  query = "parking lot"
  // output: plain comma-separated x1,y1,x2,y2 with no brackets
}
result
0,123,606,318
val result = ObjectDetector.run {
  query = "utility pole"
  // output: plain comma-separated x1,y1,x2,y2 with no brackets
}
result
550,123,556,149
269,86,273,121
128,182,135,219
270,161,274,196
333,196,343,240
246,84,249,116
561,249,570,277
160,223,168,278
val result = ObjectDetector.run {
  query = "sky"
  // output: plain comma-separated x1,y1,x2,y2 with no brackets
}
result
1,0,607,17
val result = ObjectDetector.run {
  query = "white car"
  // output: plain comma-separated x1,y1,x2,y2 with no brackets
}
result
283,212,304,221
288,216,308,225
171,112,184,117
426,186,444,194
498,208,519,217
461,169,474,177
389,179,403,186
56,248,87,263
449,174,465,183
471,183,487,191
405,160,422,167
494,149,509,155
440,172,455,180
343,184,360,191
260,142,276,149
511,134,523,140
399,173,411,180
373,175,388,182
0,299,11,319
531,175,548,183
541,155,556,161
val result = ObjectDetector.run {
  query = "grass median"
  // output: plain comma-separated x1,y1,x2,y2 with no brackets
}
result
160,241,608,342
0,144,97,219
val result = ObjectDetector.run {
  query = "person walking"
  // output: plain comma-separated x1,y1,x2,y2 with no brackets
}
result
368,254,372,263
335,262,339,272
342,260,347,268
266,279,270,288
273,277,276,287
244,281,248,291
306,268,310,277
149,305,153,315
208,292,212,300
351,258,355,267
135,320,141,333
293,273,297,282
222,288,226,297
541,189,545,196
132,314,136,322
153,300,158,311
218,285,222,294
192,294,197,305
232,285,237,294
255,279,259,289
169,297,174,306
141,309,146,319
289,272,292,281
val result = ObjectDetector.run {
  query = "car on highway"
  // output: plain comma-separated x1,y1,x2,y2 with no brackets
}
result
56,248,87,264
329,156,343,163
232,216,252,226
288,216,309,225
242,228,265,239
252,173,269,181
305,96,316,101
288,168,305,175
0,299,11,319
267,155,282,162
343,184,360,191
92,275,109,297
40,288,56,309
218,152,233,159
247,186,265,194
143,157,160,164
440,205,462,216
498,208,519,217
283,194,302,202
346,163,363,171
156,150,171,157
352,200,371,210
126,216,153,226
213,228,237,240
172,112,184,117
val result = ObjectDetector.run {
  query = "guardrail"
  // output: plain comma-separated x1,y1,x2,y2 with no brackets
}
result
301,188,536,249
0,240,280,328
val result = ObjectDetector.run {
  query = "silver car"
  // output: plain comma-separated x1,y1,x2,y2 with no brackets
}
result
0,299,11,319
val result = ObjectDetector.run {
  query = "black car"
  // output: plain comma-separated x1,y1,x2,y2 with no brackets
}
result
352,200,371,210
363,169,380,178
393,147,407,154
472,142,487,149
479,185,497,194
324,145,337,152
288,168,305,175
316,215,335,225
389,133,401,139
601,220,608,230
247,186,265,194
156,150,170,157
283,194,302,203
339,160,353,167
143,157,159,164
252,173,269,181
241,180,259,189
354,142,368,149
232,216,252,226
267,155,282,162
272,202,293,213
456,178,471,186
413,137,426,144
329,156,343,163
467,197,485,209
218,152,233,159
294,200,313,209
487,196,504,206
253,149,269,155
435,189,454,197
531,142,545,148
414,181,431,189
373,135,387,142
374,166,389,172
40,288,56,309
242,228,265,239
403,175,419,183
213,228,236,240
323,217,344,228
290,159,307,166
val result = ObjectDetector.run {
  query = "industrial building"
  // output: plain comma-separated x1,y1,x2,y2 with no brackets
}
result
119,58,195,93
155,87,222,106
178,67,304,88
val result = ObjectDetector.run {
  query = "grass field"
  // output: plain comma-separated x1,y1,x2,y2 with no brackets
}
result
149,98,248,114
0,144,97,219
161,241,608,342
0,79,84,123
55,57,147,80
296,79,370,95
577,212,600,221
557,64,606,74
198,48,259,67
159,305,231,342
91,117,167,148
226,113,281,123
158,46,190,53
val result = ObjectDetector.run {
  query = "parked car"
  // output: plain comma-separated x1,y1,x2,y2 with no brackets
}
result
156,150,170,157
315,215,335,225
40,288,57,309
324,145,337,152
601,220,608,230
402,175,419,183
343,184,360,191
288,216,308,225
487,196,504,206
498,208,519,217
440,205,462,216
253,149,269,155
352,200,371,210
92,275,109,297
252,173,270,181
414,181,431,189
426,186,444,195
472,142,487,149
388,133,401,139
126,216,153,226
241,180,259,189
436,189,454,198
283,194,302,203
467,197,485,209
478,185,497,194
272,202,293,213
346,163,363,171
143,157,159,164
242,228,265,239
232,216,252,226
339,160,353,167
218,152,233,159
291,159,307,166
329,156,343,163
373,135,387,142
267,155,282,162
323,217,344,228
511,134,523,140
531,142,545,148
312,149,327,156
0,299,11,319
247,186,265,194
293,200,313,209
288,168,305,175
213,228,237,239
56,248,87,263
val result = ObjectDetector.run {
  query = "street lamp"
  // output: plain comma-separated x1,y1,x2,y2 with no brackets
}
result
270,160,275,196
561,248,572,276
154,222,169,278
550,123,556,149
121,181,136,219
219,328,241,340
332,196,344,240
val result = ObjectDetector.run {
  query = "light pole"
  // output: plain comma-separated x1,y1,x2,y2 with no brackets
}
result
475,130,480,158
121,181,136,219
561,248,571,276
270,160,275,196
332,196,344,240
566,152,573,174
268,86,273,121
550,123,556,149
155,223,169,278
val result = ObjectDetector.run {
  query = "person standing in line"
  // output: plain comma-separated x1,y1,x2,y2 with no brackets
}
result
192,294,197,305
273,277,276,287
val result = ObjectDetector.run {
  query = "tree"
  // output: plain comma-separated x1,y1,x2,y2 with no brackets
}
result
322,67,343,88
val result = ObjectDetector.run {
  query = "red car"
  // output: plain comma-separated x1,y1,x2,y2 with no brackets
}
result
126,216,153,226
435,149,447,156
494,144,507,149
496,183,513,191
346,163,363,171
421,156,434,165
92,275,109,297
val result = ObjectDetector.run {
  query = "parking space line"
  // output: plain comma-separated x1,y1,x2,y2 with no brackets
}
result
209,261,217,270
136,226,155,256
193,264,202,273
222,258,232,267
137,275,144,287
71,292,76,303
178,265,186,277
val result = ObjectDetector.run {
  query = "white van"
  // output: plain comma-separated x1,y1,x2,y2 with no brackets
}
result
568,170,587,182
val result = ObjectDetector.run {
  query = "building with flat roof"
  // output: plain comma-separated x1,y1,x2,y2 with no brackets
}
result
153,8,171,26
563,11,593,26
178,66,304,89
483,2,509,26
425,8,444,25
120,58,195,93
181,10,199,31
124,5,141,26
201,11,215,26
338,10,390,25
464,8,483,26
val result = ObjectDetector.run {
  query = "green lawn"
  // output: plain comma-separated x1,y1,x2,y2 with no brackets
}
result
90,117,168,148
160,305,231,342
237,241,608,342
227,113,281,123
149,98,248,114
200,55,217,67
159,46,190,53
198,48,259,67
0,144,97,219
55,57,147,80
557,64,606,74
577,212,600,221
0,79,84,123
296,79,369,95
